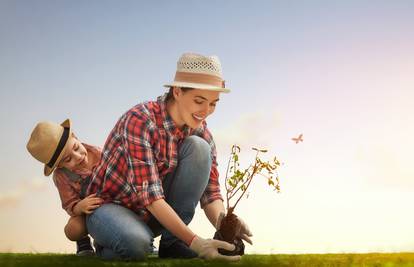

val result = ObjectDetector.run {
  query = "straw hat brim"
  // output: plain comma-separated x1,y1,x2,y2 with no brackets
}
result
163,82,231,93
43,119,72,176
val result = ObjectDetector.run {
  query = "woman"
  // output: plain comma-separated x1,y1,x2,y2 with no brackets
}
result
86,53,252,261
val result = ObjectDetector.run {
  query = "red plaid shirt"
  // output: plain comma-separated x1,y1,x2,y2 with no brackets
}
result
87,93,223,221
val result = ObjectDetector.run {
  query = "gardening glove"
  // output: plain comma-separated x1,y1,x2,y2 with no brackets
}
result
216,212,253,245
189,235,241,261
237,215,253,245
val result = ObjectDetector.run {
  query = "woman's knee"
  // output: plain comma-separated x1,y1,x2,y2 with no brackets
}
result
121,229,153,260
185,135,211,151
181,136,212,165
86,204,153,260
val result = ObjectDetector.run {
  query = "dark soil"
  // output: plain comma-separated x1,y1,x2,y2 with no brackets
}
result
213,212,245,256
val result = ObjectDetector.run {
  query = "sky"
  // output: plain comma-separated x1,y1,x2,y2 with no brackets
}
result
1,0,414,254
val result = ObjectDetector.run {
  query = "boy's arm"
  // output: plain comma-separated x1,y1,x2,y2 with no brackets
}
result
52,171,81,216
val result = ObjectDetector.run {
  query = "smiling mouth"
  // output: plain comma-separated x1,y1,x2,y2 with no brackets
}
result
193,114,205,121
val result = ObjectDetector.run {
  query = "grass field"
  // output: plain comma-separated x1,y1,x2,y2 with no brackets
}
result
1,253,414,267
0,253,414,267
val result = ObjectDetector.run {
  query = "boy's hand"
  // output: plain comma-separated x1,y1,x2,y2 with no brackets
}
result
75,193,103,215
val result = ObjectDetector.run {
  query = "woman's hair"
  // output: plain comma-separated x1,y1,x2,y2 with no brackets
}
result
166,87,194,102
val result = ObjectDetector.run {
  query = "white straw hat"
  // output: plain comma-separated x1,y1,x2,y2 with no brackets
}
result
26,119,72,176
164,53,230,93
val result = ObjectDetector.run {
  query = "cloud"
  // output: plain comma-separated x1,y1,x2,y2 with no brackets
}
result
0,177,47,209
213,109,282,154
0,190,24,208
355,143,414,190
22,177,48,191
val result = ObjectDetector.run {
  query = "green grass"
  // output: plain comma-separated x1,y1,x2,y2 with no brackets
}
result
1,253,414,267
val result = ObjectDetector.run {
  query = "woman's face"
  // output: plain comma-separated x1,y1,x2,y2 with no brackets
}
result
172,87,220,129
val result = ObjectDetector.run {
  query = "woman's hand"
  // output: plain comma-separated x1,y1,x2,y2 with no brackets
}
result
216,212,253,245
189,235,241,261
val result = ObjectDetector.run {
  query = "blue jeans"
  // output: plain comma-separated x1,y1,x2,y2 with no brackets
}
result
86,135,212,260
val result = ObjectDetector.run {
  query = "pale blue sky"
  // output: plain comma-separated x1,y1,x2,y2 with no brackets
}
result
1,0,413,253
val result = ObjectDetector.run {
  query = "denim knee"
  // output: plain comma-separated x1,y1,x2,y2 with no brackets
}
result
86,204,154,261
180,135,212,168
121,230,153,260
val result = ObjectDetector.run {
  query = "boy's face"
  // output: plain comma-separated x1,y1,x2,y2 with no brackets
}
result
58,134,88,171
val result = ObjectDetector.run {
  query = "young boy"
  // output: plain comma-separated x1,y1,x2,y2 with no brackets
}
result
26,119,103,256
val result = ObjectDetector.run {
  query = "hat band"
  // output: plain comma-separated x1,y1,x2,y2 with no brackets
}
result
174,71,225,88
47,127,70,168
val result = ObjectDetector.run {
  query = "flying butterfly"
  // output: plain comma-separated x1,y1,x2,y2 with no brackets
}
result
292,133,303,144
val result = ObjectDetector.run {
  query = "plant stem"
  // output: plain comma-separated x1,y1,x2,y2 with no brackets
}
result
224,145,237,212
230,151,261,211
231,164,258,211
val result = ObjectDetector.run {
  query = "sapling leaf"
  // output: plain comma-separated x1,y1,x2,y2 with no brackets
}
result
224,144,282,213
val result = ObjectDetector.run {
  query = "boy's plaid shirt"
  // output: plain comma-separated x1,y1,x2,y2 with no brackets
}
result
87,93,223,221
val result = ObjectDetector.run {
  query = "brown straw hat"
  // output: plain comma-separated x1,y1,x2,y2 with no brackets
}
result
164,53,231,93
26,119,72,176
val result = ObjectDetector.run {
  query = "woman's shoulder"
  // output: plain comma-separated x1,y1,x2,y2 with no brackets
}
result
124,100,159,122
117,94,169,135
120,98,165,133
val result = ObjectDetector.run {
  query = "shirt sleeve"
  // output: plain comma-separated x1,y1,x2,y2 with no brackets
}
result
198,126,224,208
52,171,80,217
122,114,164,207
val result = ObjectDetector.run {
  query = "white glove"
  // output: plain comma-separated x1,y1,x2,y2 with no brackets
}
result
217,212,253,245
189,235,241,261
237,216,253,245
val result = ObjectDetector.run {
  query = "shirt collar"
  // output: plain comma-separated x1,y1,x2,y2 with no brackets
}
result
157,93,191,139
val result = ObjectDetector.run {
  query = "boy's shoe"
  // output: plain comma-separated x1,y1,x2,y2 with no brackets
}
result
158,239,198,259
76,236,95,256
